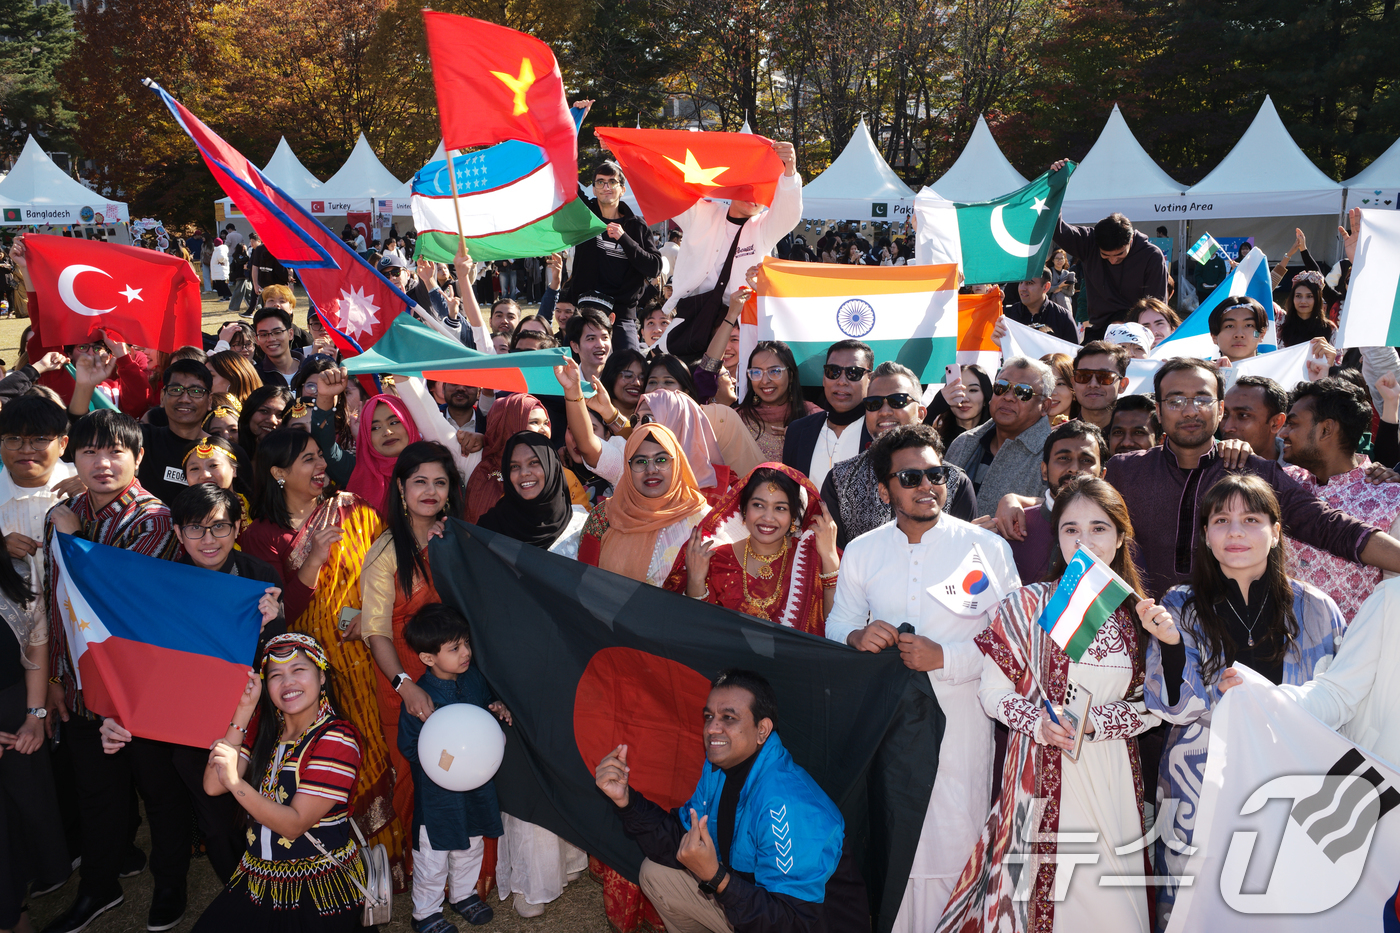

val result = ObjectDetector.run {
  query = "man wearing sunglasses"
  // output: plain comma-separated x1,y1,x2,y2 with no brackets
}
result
781,340,873,489
827,423,1018,929
1070,341,1130,431
944,358,1056,518
821,362,977,548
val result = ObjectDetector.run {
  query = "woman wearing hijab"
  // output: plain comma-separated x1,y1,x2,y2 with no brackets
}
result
344,395,422,514
666,463,839,635
464,394,551,522
577,423,710,587
477,431,588,557
638,388,734,501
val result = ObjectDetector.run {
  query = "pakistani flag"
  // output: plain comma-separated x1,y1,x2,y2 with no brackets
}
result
915,163,1074,285
1335,209,1400,348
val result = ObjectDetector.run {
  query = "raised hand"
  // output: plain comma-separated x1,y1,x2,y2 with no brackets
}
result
676,809,720,880
595,743,631,806
1136,598,1180,645
258,588,282,630
1340,207,1361,263
684,526,717,597
813,503,839,566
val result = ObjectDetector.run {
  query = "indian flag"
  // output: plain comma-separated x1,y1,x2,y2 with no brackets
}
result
757,260,959,385
1336,209,1400,349
957,287,1004,371
1036,545,1134,661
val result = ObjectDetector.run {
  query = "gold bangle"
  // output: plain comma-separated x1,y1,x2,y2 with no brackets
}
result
565,395,583,403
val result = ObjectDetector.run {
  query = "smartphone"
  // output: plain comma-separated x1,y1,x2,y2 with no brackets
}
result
944,364,962,386
337,607,360,633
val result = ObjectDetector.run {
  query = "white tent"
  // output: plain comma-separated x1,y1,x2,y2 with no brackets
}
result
0,135,130,229
319,133,405,206
1344,135,1400,202
1181,95,1345,261
927,115,1028,203
801,118,915,221
1061,105,1186,224
214,137,323,229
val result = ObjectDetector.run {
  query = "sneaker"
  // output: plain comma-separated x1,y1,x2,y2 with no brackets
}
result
513,892,545,918
411,912,459,933
146,886,186,932
39,893,124,933
452,893,494,926
118,848,147,879
30,871,73,897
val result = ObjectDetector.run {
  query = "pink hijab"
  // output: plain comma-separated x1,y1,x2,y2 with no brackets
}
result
641,389,722,488
344,394,422,513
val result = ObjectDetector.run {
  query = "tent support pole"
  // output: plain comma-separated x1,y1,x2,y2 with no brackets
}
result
446,148,467,254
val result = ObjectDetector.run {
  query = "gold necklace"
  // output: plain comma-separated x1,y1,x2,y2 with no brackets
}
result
745,537,789,580
741,539,790,618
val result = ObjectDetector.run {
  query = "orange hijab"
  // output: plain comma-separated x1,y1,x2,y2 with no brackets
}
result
599,423,708,582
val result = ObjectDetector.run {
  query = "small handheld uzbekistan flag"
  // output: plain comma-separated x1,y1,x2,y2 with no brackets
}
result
53,534,265,747
758,260,959,386
1036,545,1134,661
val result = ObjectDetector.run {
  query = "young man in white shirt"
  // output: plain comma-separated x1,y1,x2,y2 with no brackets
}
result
0,395,81,583
825,423,1019,930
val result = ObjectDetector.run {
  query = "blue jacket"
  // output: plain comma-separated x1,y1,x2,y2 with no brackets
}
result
398,666,504,850
679,733,843,905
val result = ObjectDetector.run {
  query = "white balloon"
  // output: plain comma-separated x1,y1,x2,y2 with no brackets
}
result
417,703,505,792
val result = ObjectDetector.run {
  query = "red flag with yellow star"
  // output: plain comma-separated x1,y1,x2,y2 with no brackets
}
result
424,12,577,203
594,128,785,224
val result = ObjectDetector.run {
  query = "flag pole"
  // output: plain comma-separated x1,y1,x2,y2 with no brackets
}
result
446,147,467,254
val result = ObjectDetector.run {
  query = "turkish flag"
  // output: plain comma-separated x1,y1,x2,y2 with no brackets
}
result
424,12,577,203
594,128,785,224
24,235,202,351
347,211,371,240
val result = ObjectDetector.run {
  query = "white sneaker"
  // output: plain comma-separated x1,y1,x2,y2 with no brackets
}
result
513,893,545,918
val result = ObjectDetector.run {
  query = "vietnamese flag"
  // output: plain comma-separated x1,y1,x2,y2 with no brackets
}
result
24,234,201,351
429,522,944,931
52,534,265,748
594,128,785,224
424,12,577,204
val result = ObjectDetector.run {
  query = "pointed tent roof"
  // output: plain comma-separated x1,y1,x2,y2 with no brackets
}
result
319,133,404,199
802,118,916,220
1345,135,1400,191
0,135,130,225
928,115,1028,203
261,137,323,198
1185,95,1342,217
1061,105,1185,223
740,118,753,135
398,141,449,201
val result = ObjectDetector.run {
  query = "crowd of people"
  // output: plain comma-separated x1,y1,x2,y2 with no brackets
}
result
0,129,1397,933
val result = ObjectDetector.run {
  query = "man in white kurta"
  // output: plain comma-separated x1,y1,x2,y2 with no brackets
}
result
826,424,1019,930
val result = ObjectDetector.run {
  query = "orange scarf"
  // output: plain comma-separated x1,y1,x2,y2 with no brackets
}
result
599,424,708,582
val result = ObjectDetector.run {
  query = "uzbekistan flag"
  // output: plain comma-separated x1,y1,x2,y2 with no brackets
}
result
1151,246,1276,360
53,534,265,747
411,108,606,263
757,259,959,385
1036,545,1134,661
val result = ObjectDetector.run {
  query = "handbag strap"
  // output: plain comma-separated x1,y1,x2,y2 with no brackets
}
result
305,820,384,906
713,223,746,297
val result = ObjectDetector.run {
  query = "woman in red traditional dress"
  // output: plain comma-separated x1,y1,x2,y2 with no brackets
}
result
665,463,840,635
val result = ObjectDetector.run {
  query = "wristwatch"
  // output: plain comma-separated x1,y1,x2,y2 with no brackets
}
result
697,863,729,896
27,707,47,719
391,672,412,693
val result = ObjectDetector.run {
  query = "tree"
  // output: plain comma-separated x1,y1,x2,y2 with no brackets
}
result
0,0,78,165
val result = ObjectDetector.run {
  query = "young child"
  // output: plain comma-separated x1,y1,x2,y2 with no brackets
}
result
399,604,512,932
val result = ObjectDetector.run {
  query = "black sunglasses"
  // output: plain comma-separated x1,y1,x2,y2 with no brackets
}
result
891,466,949,488
992,380,1041,402
862,392,914,412
823,364,871,382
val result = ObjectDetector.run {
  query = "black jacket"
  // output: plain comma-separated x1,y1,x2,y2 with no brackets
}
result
1005,299,1078,344
780,412,872,476
563,186,662,323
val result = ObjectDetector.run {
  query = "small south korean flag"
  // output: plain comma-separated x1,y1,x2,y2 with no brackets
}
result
927,545,1002,618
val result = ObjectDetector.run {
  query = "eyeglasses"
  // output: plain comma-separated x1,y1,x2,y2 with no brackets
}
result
616,370,644,384
256,327,289,339
628,454,672,472
891,466,949,488
0,435,56,451
593,179,621,189
163,384,210,399
862,393,914,412
823,364,871,382
180,521,234,540
1162,395,1218,412
1072,369,1120,386
992,380,1042,402
747,366,788,381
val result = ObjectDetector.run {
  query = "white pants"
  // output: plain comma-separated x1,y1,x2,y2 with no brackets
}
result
412,825,485,921
495,813,588,906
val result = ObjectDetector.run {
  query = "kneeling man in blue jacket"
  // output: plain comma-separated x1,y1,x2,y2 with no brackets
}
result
595,668,867,932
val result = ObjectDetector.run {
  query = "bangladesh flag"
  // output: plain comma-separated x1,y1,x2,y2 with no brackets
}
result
915,163,1074,285
429,523,945,932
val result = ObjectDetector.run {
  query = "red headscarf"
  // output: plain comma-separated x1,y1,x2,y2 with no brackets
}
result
465,394,548,522
345,394,421,513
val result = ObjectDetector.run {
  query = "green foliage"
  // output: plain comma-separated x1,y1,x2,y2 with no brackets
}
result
0,0,78,163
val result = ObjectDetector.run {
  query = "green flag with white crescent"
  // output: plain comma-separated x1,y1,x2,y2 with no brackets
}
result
915,163,1074,286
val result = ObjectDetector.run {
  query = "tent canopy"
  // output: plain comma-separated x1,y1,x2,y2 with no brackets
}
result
319,132,404,200
1061,105,1185,224
1345,135,1400,195
928,115,1028,203
0,135,130,226
1184,96,1342,219
261,137,324,197
802,118,915,222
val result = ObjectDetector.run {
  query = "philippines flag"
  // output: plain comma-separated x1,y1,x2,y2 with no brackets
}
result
53,534,265,747
144,79,414,356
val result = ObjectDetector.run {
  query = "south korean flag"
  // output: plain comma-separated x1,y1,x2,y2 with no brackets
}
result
928,545,1003,618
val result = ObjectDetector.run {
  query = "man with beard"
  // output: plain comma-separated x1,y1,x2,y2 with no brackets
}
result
1106,395,1160,456
439,381,484,434
1003,420,1107,583
1070,341,1129,432
781,340,873,489
1219,375,1286,461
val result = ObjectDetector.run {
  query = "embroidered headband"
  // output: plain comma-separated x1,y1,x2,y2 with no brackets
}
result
182,437,239,468
1292,270,1325,290
260,633,329,673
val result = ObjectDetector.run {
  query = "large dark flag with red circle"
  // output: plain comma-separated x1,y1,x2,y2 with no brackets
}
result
430,522,945,933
